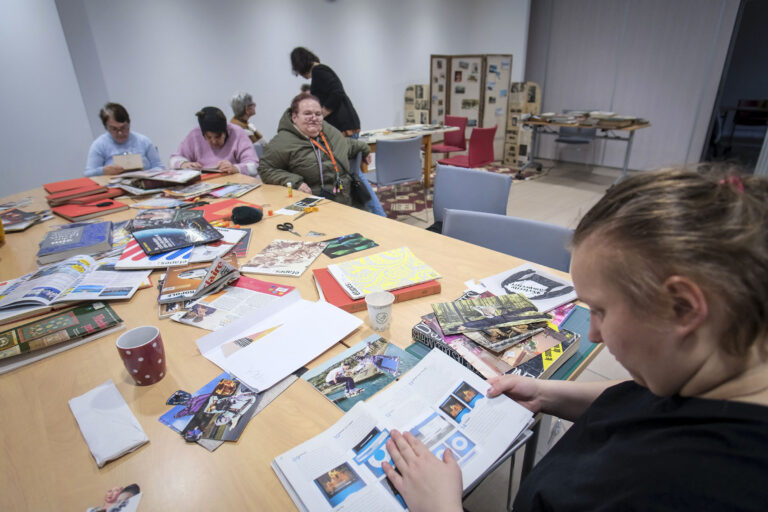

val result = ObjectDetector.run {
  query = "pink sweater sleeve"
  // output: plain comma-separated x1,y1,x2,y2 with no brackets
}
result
169,129,196,169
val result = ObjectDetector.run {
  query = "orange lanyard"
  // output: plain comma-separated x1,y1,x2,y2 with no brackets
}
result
311,133,343,192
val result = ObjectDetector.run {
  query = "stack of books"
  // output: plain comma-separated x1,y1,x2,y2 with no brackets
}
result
44,177,128,221
313,246,442,313
412,264,581,380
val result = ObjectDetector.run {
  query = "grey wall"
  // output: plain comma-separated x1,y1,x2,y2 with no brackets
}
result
525,0,739,170
2,0,531,196
1,0,94,196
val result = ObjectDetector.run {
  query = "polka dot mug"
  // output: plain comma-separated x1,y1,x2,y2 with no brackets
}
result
116,326,166,385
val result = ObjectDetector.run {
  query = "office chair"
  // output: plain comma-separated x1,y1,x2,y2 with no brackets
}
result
429,164,511,233
554,110,596,167
366,136,428,221
442,209,573,272
437,125,497,168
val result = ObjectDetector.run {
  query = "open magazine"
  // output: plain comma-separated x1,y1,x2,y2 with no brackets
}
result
272,349,534,511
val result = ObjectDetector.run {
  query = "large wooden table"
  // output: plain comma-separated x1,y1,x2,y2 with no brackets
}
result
0,174,597,510
359,124,461,188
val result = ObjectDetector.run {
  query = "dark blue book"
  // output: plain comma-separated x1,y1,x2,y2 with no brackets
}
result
36,221,112,264
132,217,223,256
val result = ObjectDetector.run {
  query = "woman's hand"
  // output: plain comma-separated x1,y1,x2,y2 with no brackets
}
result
297,182,312,194
181,161,202,170
487,374,544,413
217,160,235,174
382,430,463,512
364,154,373,165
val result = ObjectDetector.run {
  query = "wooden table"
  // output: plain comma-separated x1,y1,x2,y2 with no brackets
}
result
0,174,599,511
359,124,461,188
521,120,651,183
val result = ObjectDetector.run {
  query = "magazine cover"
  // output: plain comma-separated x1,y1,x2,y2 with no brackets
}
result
187,227,246,263
129,208,204,232
479,263,577,312
327,246,441,299
463,321,548,353
115,238,193,269
158,253,239,303
240,239,328,277
496,327,577,368
132,217,223,256
431,293,551,335
302,335,424,411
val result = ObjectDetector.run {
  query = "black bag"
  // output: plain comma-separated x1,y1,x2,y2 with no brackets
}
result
349,173,372,204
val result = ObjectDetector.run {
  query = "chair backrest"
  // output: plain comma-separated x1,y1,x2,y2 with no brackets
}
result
467,125,497,167
432,164,511,223
443,209,573,272
349,152,362,175
443,116,468,150
557,125,596,141
253,142,264,159
374,136,423,187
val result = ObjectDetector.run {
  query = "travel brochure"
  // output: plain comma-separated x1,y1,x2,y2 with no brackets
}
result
272,350,534,512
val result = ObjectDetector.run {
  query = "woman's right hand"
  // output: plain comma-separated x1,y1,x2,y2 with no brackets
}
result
487,374,544,414
181,161,202,170
297,183,312,194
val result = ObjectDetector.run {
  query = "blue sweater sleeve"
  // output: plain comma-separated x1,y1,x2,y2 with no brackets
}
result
84,137,106,177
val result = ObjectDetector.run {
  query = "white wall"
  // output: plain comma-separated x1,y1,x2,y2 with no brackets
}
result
525,0,739,171
61,0,530,171
0,0,93,195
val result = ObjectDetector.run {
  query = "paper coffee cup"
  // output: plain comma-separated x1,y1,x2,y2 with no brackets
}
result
365,291,395,331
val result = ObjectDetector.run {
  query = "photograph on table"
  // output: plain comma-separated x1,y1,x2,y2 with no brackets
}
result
87,483,142,512
180,376,260,443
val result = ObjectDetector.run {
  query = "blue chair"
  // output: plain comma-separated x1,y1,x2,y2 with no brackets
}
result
431,164,512,232
555,111,596,166
442,209,573,272
253,142,264,159
367,136,427,221
349,152,386,216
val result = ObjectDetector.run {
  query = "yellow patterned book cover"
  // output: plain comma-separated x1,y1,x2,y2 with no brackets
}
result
327,247,441,299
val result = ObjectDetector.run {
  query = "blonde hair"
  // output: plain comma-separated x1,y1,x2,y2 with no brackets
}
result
572,165,768,355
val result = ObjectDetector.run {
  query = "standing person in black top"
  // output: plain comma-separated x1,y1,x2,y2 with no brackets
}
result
382,165,768,512
290,47,386,216
290,47,360,136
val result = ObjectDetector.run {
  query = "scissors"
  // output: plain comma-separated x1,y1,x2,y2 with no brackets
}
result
277,222,301,236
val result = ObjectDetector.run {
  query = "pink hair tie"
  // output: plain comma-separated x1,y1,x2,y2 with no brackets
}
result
719,175,744,193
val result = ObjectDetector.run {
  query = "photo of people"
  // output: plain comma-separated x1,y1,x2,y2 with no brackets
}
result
86,483,141,512
440,395,469,423
180,303,216,324
179,377,261,443
314,462,366,507
454,70,463,82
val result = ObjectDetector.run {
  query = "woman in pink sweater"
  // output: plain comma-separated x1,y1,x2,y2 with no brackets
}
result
169,106,259,176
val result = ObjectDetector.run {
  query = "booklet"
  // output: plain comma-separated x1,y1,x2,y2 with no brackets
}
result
240,239,328,277
272,349,534,512
128,208,204,232
196,299,362,392
157,254,240,304
327,246,441,300
171,275,298,331
0,208,44,232
479,263,577,312
302,335,424,412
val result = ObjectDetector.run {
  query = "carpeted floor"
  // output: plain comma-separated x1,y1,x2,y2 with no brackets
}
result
370,162,541,221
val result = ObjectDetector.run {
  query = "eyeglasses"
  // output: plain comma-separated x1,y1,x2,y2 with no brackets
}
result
301,112,323,118
107,123,129,134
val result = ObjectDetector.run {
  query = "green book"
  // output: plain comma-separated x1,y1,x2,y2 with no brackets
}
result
0,303,124,374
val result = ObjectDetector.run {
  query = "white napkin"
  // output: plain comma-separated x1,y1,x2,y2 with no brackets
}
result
69,380,149,467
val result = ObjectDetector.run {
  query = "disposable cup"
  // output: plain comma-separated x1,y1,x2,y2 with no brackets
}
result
365,291,395,331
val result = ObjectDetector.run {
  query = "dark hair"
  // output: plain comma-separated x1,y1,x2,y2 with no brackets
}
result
572,165,768,356
196,106,227,135
290,47,319,76
99,102,130,127
121,484,140,497
290,92,321,115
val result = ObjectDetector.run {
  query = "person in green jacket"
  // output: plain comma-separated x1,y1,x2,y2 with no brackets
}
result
258,92,371,208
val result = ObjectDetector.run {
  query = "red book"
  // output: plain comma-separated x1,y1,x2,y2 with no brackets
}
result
191,198,261,222
45,184,109,205
67,188,124,204
44,177,100,194
312,267,441,313
52,199,129,222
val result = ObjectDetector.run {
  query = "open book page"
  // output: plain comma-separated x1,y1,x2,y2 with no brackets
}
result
273,350,533,511
0,256,97,309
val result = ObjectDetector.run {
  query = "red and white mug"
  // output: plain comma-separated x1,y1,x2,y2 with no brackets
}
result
116,326,166,385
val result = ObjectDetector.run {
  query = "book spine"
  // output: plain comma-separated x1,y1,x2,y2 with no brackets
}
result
411,321,485,379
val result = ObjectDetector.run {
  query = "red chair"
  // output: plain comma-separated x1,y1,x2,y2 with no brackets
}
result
431,116,468,155
437,125,497,168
